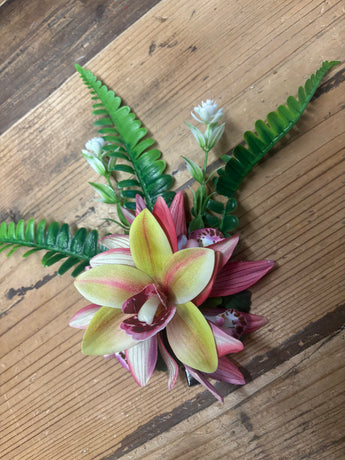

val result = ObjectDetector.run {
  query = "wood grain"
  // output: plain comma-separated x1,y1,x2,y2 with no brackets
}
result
0,0,344,458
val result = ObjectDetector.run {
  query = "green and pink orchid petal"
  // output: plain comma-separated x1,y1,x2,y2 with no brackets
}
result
121,306,176,341
210,260,274,297
129,209,172,280
125,336,158,387
205,356,245,385
157,334,179,390
82,306,138,355
184,365,224,404
153,196,178,252
69,304,101,329
90,248,135,268
208,321,244,357
99,234,130,249
75,264,153,308
193,252,221,307
167,301,218,373
169,191,187,238
162,248,215,304
208,234,239,270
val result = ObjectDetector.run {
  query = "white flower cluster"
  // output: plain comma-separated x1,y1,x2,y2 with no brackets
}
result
187,99,225,151
81,137,106,176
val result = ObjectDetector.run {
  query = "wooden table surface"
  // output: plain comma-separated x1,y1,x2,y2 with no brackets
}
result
1,1,344,459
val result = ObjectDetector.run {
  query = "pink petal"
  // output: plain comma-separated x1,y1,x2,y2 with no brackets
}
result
184,365,224,404
136,194,147,214
153,196,178,252
69,304,101,329
210,260,274,296
90,248,135,267
114,352,130,371
126,336,158,387
99,234,130,249
157,334,179,390
208,321,244,357
121,306,176,340
169,191,187,237
206,356,245,385
208,234,239,270
120,207,135,225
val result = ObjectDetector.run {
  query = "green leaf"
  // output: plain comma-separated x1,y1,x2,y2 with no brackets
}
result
89,182,118,204
0,219,102,277
216,60,340,198
182,156,204,183
75,64,175,209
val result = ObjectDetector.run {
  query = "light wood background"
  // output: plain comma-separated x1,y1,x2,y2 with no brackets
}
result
1,0,344,459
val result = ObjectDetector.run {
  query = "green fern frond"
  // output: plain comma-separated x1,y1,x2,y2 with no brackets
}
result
216,60,340,198
75,64,175,210
0,219,100,277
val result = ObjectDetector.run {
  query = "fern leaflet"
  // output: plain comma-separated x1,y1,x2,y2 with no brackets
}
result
76,64,175,210
0,219,100,277
215,60,340,198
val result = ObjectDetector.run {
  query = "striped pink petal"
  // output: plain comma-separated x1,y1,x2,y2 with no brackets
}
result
125,336,158,387
158,334,179,390
69,304,101,329
90,248,135,267
205,356,245,385
99,234,130,249
153,196,178,252
208,321,244,357
136,194,147,214
169,191,187,237
120,207,135,224
184,365,224,404
210,260,274,297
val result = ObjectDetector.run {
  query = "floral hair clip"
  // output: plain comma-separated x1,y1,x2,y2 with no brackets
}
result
0,61,339,403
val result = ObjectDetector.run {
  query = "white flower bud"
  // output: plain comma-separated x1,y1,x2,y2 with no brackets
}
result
191,100,224,125
84,137,105,156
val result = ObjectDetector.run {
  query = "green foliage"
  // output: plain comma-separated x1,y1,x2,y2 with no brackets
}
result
216,60,340,198
0,219,100,277
75,64,175,210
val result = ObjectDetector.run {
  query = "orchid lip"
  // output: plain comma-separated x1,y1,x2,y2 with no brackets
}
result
137,295,161,324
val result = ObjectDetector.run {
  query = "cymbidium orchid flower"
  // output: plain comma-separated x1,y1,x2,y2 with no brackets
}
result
71,193,273,397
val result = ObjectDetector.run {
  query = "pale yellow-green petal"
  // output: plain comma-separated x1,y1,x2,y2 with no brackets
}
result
74,264,152,308
166,301,218,373
82,306,138,355
129,209,172,280
162,248,215,303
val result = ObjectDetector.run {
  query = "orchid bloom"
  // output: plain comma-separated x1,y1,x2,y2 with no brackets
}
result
71,192,274,395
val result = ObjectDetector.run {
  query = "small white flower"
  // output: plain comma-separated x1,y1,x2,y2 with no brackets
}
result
191,99,224,125
83,137,105,157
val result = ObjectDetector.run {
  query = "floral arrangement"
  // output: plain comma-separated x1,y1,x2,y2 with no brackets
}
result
0,61,339,403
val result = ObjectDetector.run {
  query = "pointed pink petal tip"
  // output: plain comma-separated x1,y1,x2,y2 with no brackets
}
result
69,304,101,329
